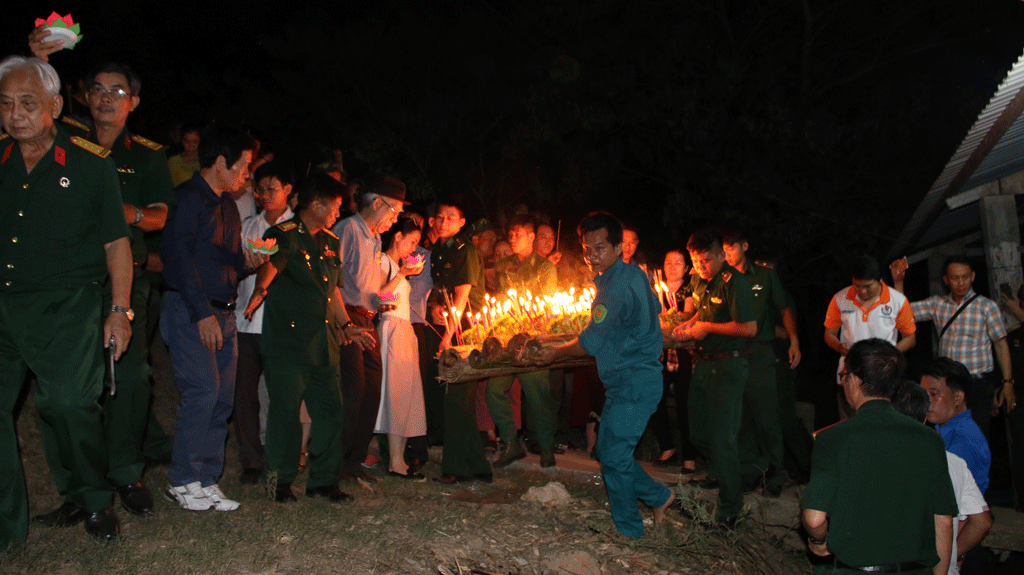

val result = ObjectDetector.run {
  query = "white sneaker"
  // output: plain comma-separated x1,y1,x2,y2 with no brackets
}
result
202,484,240,511
164,482,213,511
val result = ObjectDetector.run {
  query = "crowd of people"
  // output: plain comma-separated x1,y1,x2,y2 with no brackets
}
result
0,30,1021,575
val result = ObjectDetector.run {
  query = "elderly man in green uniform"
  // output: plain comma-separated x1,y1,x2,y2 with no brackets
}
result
430,199,492,484
488,215,559,468
30,62,175,521
244,174,374,503
0,56,132,545
803,339,957,575
533,212,673,538
672,228,756,529
719,225,799,497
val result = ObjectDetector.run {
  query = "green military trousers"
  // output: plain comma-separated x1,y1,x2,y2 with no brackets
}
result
262,357,345,488
486,370,554,450
689,356,748,521
0,285,112,548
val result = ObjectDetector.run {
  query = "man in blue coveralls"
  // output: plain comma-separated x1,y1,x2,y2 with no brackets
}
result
532,211,674,538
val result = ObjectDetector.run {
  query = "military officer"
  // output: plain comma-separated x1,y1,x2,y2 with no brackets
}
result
0,56,132,544
488,215,559,468
673,228,757,529
803,339,957,574
720,226,799,496
32,62,175,521
532,212,673,539
429,199,492,484
244,174,372,503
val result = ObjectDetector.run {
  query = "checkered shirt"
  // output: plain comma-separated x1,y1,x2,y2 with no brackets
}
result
910,290,1006,375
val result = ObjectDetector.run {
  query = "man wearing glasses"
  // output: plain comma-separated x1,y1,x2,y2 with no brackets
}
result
22,56,176,524
331,175,407,481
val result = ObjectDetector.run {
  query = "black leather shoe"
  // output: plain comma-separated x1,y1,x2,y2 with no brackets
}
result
472,472,493,483
240,468,262,485
387,469,425,480
305,484,354,502
84,508,120,541
116,481,154,516
719,516,738,530
275,483,298,503
33,500,86,527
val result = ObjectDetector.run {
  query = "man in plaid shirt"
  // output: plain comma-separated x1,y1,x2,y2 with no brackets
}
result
892,255,1017,437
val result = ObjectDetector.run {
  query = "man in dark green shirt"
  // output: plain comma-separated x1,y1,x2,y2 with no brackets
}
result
488,215,558,468
244,174,371,503
672,228,756,528
430,199,491,484
38,62,176,519
803,339,957,575
720,226,800,496
0,56,132,544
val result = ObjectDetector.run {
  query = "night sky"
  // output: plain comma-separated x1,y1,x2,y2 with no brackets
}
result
3,2,1024,311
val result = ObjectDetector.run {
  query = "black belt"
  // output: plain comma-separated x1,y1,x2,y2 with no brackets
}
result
164,288,236,311
834,559,929,573
693,350,751,361
210,299,236,311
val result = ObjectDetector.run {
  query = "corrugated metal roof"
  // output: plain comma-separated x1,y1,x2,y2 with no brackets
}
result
890,49,1024,258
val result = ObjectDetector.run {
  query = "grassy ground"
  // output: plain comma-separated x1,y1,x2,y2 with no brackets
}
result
3,341,810,575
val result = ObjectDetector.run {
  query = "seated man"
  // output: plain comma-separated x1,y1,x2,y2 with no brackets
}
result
920,357,992,494
803,339,957,575
892,381,992,575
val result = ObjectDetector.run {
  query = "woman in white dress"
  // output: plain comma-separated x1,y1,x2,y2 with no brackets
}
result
375,216,428,478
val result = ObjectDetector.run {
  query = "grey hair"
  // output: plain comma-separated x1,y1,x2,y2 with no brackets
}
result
0,56,61,97
360,192,381,211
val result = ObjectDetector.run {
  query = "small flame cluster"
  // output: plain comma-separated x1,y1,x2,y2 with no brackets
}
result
445,287,595,346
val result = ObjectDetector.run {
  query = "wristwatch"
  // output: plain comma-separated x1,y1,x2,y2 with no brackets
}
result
132,206,143,225
111,305,135,321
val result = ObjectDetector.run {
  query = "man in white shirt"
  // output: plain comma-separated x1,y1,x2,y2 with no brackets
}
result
234,162,294,484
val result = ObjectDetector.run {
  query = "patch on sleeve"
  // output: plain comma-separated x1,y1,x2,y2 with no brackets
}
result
276,221,297,232
592,304,607,324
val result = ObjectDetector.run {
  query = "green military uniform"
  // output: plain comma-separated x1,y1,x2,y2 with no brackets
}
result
430,234,491,477
735,260,789,492
38,125,176,493
773,291,812,482
260,217,345,488
0,128,128,547
487,252,558,453
688,262,755,521
803,400,958,573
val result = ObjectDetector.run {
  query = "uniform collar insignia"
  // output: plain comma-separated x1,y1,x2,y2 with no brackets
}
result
1,143,11,164
54,145,66,166
124,135,132,150
721,271,732,283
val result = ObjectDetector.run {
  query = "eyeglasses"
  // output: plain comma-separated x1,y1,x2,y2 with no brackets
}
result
379,197,397,213
88,85,130,99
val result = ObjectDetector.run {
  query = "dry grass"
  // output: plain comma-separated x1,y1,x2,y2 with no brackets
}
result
2,342,810,575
